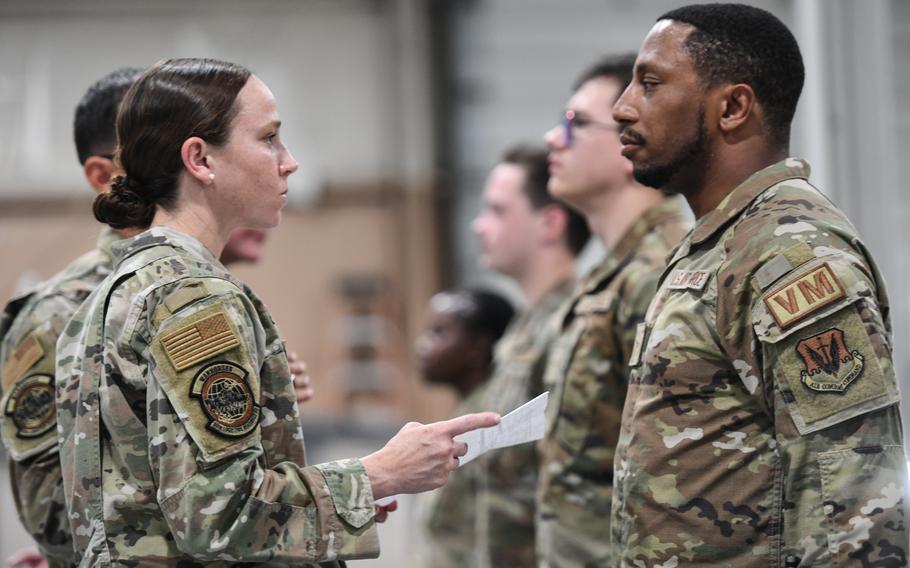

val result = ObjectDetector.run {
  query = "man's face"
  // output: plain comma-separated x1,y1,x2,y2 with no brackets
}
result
546,77,630,207
613,21,709,192
472,163,540,277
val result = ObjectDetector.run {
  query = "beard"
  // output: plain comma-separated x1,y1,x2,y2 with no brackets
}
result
632,106,707,190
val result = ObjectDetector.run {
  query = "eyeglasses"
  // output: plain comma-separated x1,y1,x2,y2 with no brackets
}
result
560,109,619,147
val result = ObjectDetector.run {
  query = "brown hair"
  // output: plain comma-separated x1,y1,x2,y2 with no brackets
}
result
93,58,252,229
500,144,591,256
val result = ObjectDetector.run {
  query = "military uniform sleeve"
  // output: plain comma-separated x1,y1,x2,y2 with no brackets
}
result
749,249,908,565
142,279,378,563
1,295,76,565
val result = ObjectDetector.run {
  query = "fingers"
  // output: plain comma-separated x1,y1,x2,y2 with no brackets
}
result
437,411,500,437
453,441,468,458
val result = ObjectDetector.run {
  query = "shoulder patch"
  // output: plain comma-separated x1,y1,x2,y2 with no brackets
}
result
762,262,845,329
163,282,210,314
160,309,240,370
4,373,56,438
190,361,260,438
795,328,864,393
667,269,711,291
2,334,45,391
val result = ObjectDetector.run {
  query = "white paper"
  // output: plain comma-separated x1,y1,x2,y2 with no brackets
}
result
454,391,549,466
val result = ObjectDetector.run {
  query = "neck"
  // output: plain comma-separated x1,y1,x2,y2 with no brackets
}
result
114,227,144,239
455,367,488,398
151,181,231,257
515,248,575,308
583,181,664,251
684,141,787,219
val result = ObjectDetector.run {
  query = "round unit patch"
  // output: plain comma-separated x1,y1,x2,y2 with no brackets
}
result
4,374,56,439
190,362,260,438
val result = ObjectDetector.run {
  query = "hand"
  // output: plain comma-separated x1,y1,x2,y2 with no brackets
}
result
374,499,398,523
361,412,500,499
287,351,314,405
8,548,48,568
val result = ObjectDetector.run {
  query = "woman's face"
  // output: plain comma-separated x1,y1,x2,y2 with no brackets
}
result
415,307,474,387
208,75,298,230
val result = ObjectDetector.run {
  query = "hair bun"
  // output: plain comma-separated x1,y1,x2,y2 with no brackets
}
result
94,174,156,229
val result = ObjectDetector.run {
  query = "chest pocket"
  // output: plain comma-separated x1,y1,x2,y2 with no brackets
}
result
547,292,617,457
752,258,898,436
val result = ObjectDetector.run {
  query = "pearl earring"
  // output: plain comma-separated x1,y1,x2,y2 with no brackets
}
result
208,172,215,181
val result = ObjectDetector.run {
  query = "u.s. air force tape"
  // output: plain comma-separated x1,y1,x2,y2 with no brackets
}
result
190,361,260,438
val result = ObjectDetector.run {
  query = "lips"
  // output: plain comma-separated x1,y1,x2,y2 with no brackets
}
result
619,129,645,158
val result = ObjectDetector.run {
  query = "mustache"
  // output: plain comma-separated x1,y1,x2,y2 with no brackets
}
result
619,127,646,146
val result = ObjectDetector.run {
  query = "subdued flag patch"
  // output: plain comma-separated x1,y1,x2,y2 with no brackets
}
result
2,334,44,391
161,311,240,370
763,262,845,329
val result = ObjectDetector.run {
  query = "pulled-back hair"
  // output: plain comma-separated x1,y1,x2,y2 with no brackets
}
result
658,3,804,146
501,144,591,256
93,58,252,230
73,67,144,165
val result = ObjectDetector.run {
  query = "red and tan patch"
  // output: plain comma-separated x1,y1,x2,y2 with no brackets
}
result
763,263,845,329
795,328,864,393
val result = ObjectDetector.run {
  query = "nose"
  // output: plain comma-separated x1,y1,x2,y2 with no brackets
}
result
281,147,300,177
544,124,565,150
471,215,484,236
612,87,638,126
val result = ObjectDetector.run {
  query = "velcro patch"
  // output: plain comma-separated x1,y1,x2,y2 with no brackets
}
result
763,263,845,329
161,310,240,370
795,328,864,393
666,270,710,291
4,374,56,439
2,334,44,391
190,361,260,438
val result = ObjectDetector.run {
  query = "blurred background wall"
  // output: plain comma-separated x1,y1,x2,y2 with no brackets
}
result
0,0,908,565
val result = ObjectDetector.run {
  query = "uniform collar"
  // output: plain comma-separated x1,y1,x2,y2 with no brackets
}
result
689,157,811,246
586,196,689,291
94,226,123,261
111,226,223,269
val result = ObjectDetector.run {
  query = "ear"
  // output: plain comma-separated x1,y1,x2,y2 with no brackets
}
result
181,136,214,185
82,156,116,194
717,83,757,135
538,203,569,245
466,334,493,371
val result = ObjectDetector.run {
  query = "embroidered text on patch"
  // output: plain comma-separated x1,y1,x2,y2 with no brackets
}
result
190,361,260,438
667,270,711,291
4,374,56,438
161,311,240,370
763,263,846,329
795,328,864,393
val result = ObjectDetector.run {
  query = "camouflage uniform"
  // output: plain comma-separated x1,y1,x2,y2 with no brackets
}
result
56,227,378,566
0,227,121,566
419,382,490,568
474,280,575,567
612,159,909,567
537,198,691,567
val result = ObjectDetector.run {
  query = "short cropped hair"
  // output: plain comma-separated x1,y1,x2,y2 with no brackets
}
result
572,53,637,97
658,3,804,146
73,67,144,165
501,145,591,256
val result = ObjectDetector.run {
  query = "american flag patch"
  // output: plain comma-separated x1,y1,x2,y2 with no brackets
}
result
3,334,44,391
161,311,240,370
